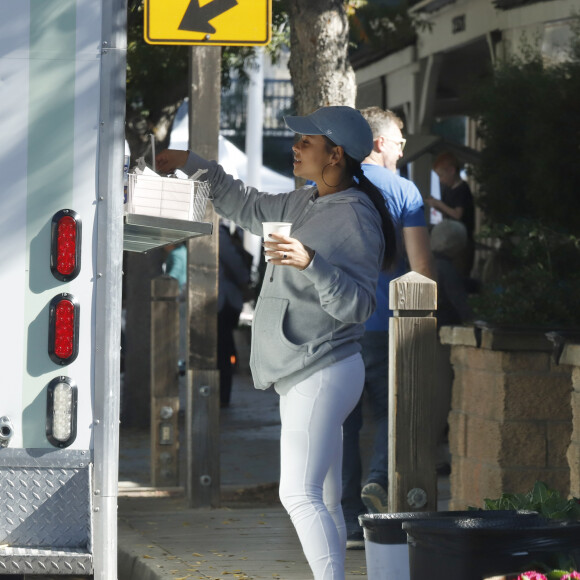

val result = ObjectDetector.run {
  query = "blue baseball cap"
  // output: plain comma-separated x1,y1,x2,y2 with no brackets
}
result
284,106,373,163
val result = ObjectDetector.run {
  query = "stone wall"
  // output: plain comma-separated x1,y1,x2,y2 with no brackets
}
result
441,326,575,510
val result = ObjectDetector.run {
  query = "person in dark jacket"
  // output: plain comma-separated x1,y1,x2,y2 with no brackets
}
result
217,219,251,408
426,152,475,277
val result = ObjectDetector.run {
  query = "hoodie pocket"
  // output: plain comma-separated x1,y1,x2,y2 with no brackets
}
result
251,296,309,387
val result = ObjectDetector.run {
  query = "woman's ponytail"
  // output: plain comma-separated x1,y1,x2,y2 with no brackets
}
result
321,135,397,269
351,163,397,269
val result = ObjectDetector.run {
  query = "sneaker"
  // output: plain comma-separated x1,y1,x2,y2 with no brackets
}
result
346,529,365,550
361,482,389,513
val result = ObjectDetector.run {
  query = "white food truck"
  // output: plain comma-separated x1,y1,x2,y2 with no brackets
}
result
0,0,126,577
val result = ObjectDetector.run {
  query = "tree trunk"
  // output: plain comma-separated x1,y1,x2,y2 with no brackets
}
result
288,0,356,115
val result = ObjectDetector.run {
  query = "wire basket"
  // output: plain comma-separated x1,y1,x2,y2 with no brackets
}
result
127,173,211,222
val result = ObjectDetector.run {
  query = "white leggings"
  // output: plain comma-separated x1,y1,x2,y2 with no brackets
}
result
278,354,365,580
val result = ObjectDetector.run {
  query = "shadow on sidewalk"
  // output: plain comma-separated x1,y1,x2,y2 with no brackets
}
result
119,367,282,506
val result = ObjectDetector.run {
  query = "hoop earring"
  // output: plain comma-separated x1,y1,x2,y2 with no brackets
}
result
321,163,342,188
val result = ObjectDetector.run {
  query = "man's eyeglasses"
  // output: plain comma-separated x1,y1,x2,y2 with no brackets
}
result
385,137,406,152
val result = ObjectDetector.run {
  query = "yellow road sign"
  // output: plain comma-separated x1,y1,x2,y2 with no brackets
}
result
144,0,272,46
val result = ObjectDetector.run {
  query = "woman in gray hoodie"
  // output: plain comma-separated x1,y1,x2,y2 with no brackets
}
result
156,106,395,580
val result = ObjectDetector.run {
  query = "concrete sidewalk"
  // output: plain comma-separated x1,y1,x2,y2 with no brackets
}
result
117,371,367,579
117,368,450,580
117,497,368,580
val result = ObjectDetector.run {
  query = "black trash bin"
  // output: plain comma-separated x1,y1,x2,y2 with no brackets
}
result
403,516,580,580
359,510,538,580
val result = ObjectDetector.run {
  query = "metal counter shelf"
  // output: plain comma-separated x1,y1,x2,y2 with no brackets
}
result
123,213,213,253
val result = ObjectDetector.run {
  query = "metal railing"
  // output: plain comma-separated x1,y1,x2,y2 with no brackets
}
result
221,79,294,137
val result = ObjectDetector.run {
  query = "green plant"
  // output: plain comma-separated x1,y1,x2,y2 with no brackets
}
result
470,31,580,233
467,22,580,327
348,0,432,55
478,481,580,521
470,220,580,327
473,482,580,576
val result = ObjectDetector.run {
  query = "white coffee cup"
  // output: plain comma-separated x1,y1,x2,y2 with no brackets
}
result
262,222,292,262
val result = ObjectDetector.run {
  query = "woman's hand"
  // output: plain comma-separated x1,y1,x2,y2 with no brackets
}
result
264,233,315,271
155,149,189,174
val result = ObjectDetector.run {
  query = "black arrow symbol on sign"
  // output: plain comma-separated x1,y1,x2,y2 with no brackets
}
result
179,0,238,34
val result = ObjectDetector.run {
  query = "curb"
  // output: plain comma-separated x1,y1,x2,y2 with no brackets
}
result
118,518,203,580
116,486,279,580
118,519,168,580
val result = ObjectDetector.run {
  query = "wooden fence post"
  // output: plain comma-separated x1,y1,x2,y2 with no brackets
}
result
185,46,221,508
150,275,180,487
388,271,438,512
186,369,220,508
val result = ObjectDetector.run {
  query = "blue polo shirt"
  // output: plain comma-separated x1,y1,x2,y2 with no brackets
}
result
362,164,426,332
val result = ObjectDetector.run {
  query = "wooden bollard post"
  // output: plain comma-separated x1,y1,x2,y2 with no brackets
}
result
150,275,181,488
388,271,437,512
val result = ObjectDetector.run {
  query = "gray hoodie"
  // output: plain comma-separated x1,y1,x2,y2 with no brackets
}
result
183,152,384,393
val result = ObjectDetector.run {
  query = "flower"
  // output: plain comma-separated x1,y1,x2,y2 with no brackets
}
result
517,572,580,580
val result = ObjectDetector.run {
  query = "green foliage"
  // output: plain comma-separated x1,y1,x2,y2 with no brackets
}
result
127,0,290,100
467,23,580,327
479,481,580,521
126,3,188,118
124,0,425,156
269,0,291,62
471,46,580,233
348,0,431,55
470,220,580,327
469,482,580,576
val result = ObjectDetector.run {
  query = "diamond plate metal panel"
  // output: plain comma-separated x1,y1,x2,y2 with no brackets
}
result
0,547,93,575
0,464,91,548
0,448,91,468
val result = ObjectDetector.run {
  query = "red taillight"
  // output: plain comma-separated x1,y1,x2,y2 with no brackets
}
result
51,210,81,281
57,216,77,275
55,300,74,358
48,294,79,365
